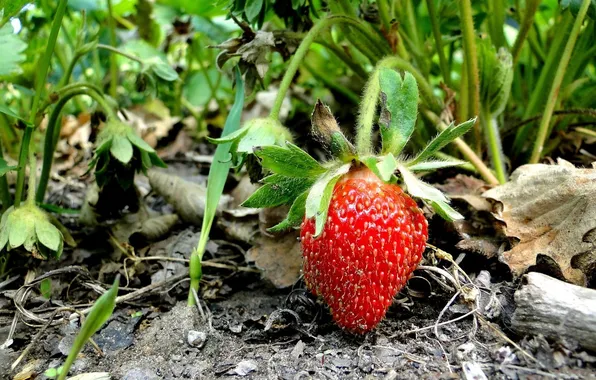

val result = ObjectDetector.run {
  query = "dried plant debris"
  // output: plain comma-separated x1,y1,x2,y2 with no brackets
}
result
245,232,302,288
483,159,596,286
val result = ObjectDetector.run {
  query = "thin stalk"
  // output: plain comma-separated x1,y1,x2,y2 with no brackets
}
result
511,0,540,64
270,15,386,121
426,0,451,87
303,61,360,104
458,64,469,123
14,0,69,207
356,56,443,155
488,0,506,48
481,107,507,183
106,0,119,98
424,110,499,185
458,0,481,151
97,44,144,64
0,141,11,211
530,0,591,163
37,87,115,202
26,150,36,205
378,0,392,32
315,38,368,79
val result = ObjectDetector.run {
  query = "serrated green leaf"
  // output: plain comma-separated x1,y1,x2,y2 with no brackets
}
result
110,135,133,164
57,276,119,380
254,143,325,177
0,157,17,177
410,119,476,165
242,175,315,208
9,216,34,249
126,129,155,153
407,160,466,172
379,68,418,156
268,191,308,232
35,221,62,252
430,200,464,221
398,164,448,204
0,23,26,76
305,164,351,237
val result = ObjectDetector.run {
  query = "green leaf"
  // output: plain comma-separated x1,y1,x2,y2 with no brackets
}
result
430,200,464,222
149,152,167,168
361,154,398,182
206,124,250,145
378,68,419,156
305,164,351,237
407,159,467,172
40,278,52,299
561,0,596,20
110,135,134,164
0,220,9,251
254,143,326,177
245,0,264,23
0,157,17,177
126,129,155,153
146,57,179,81
242,175,315,208
410,118,476,165
0,22,26,77
9,216,33,249
236,123,279,153
57,276,119,380
0,102,28,124
268,191,308,232
35,220,62,252
0,0,31,22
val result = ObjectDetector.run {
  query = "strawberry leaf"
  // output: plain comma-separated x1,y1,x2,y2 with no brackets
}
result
430,200,464,222
242,175,315,208
379,68,418,156
410,118,476,165
254,142,326,177
361,154,398,182
268,191,308,232
306,164,351,237
407,159,466,172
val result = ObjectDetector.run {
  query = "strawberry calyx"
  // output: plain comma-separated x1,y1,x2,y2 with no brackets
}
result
242,68,476,236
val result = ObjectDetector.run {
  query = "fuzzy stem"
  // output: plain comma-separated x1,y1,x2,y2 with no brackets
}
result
424,110,499,185
26,150,36,206
426,0,451,87
511,0,540,64
37,87,115,202
377,0,392,32
106,0,119,99
14,0,68,207
458,0,481,150
356,56,443,155
0,141,11,212
530,0,591,163
481,106,507,183
488,0,506,48
269,15,387,121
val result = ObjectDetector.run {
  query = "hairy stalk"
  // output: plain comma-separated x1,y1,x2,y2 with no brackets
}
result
37,87,115,202
488,0,506,48
530,0,591,163
356,56,443,155
0,142,11,211
270,15,385,121
106,0,119,98
426,0,451,87
424,110,499,185
481,107,507,183
511,0,540,64
14,0,68,207
458,0,481,151
377,0,392,32
26,150,36,205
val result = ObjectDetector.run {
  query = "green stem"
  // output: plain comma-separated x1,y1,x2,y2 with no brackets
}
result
530,0,591,164
511,0,540,64
356,55,443,155
26,150,36,206
303,61,360,104
458,0,481,150
481,106,507,183
96,44,143,64
488,0,506,48
378,0,392,32
0,141,11,212
314,38,368,79
107,0,119,99
426,0,451,87
269,15,384,121
37,87,115,202
14,0,69,207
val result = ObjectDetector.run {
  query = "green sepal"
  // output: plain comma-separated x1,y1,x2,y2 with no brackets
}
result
409,118,476,165
407,159,467,172
0,157,17,177
9,216,33,248
378,68,419,156
361,153,398,182
35,220,62,252
241,174,315,208
430,200,464,222
110,134,134,164
254,142,326,177
268,191,308,232
305,164,351,237
126,129,155,153
477,39,513,117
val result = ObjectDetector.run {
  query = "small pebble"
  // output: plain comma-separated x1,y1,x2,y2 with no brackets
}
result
227,360,257,376
187,330,207,348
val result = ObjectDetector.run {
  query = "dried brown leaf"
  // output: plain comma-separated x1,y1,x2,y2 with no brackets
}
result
245,232,302,288
483,159,596,285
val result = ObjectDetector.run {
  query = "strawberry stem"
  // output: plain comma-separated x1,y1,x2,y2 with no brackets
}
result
269,15,382,121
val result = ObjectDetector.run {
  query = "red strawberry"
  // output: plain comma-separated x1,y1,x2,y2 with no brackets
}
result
300,167,428,333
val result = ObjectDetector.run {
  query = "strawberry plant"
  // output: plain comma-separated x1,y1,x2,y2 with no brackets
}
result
238,65,475,333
